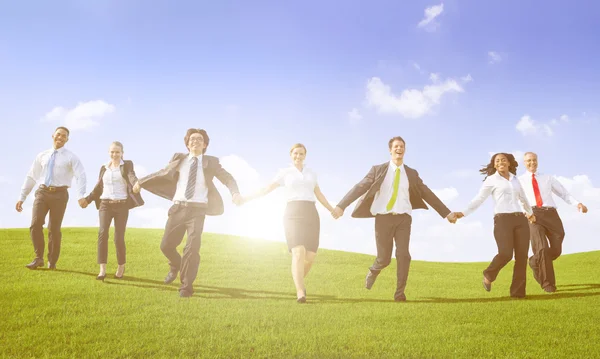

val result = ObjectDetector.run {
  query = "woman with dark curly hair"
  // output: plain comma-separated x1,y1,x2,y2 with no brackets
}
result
452,153,536,298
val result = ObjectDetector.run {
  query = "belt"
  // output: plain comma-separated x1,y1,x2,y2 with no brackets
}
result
494,212,524,218
174,201,207,208
533,206,556,211
101,199,128,204
39,184,68,192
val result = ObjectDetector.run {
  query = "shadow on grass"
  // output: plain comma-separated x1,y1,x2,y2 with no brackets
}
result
53,269,600,304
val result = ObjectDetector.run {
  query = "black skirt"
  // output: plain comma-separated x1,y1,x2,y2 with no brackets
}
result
283,200,320,252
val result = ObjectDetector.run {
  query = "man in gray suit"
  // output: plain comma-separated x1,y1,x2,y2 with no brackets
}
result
133,128,241,297
332,136,457,301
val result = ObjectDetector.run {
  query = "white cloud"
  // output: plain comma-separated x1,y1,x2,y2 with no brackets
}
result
413,62,422,71
219,155,260,183
516,114,570,137
488,51,502,64
348,108,363,123
365,74,467,119
41,100,116,130
417,3,444,31
461,74,474,83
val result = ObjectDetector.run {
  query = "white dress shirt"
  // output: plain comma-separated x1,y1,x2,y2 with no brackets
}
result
20,147,87,201
273,165,318,202
100,160,128,200
173,154,208,203
518,171,579,208
463,172,533,217
371,161,412,216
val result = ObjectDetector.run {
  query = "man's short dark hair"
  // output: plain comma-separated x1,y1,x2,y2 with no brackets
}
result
55,126,70,136
388,136,405,149
184,128,210,153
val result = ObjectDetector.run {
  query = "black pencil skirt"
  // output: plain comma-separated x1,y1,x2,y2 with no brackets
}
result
283,200,320,253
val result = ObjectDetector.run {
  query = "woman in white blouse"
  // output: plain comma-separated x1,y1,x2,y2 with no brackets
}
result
241,143,335,303
453,153,536,299
84,142,144,280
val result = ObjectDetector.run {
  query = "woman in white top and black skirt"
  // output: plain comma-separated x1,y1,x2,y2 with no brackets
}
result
84,142,144,281
453,153,536,299
242,143,335,303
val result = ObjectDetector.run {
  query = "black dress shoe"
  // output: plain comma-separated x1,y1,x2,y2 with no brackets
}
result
297,296,306,303
25,258,44,270
96,274,106,281
394,293,407,302
543,285,556,293
482,276,492,292
48,263,56,270
164,271,178,284
365,271,378,290
179,291,192,298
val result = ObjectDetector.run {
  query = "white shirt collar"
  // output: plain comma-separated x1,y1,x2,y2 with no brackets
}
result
389,160,404,171
494,171,516,180
105,159,125,169
188,153,203,160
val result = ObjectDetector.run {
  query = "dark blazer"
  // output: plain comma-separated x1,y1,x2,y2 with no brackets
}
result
138,153,239,216
337,162,451,219
86,160,145,210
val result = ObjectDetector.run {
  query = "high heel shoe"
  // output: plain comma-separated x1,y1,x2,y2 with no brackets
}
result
96,274,106,281
115,266,125,279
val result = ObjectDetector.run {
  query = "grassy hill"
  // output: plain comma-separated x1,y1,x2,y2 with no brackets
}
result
1,228,599,358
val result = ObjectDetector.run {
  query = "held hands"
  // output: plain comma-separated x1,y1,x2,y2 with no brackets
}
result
132,181,141,194
578,203,588,213
78,198,88,209
526,213,536,223
331,206,344,219
446,212,464,224
232,193,244,206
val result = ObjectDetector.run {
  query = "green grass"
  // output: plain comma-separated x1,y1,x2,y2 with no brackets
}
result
1,228,599,358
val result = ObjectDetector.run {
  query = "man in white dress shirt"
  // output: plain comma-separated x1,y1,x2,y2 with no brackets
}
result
134,128,241,297
333,136,457,302
16,127,87,270
518,152,588,292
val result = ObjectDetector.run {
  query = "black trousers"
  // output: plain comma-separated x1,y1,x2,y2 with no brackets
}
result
528,207,565,289
484,213,530,298
370,214,412,295
29,187,69,264
97,201,130,265
160,204,206,295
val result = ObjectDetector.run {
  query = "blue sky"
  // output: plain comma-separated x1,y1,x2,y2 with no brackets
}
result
1,1,599,262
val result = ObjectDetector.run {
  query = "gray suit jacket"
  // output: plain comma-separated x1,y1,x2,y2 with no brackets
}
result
337,162,451,219
138,153,239,216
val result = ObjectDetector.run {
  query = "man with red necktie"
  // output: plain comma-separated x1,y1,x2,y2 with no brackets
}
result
518,152,588,293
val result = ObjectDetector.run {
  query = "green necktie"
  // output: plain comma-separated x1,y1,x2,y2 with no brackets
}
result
386,167,400,211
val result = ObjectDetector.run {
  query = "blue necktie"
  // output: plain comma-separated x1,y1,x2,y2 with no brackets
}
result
44,150,57,187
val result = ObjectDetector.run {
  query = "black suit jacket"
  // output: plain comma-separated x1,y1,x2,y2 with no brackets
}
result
86,160,145,210
137,153,239,216
337,162,451,219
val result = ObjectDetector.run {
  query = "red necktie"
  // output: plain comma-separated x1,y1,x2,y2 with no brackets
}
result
532,174,543,207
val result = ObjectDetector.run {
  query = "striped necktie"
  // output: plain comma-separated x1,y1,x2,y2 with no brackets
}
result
44,150,57,187
185,157,198,200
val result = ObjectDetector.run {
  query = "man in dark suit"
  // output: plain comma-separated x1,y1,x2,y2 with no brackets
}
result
332,136,457,301
133,128,241,297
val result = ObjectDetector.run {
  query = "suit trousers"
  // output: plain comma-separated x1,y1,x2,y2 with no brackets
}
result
528,207,565,289
483,213,530,298
97,201,129,265
29,187,69,264
160,203,206,295
370,213,412,295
